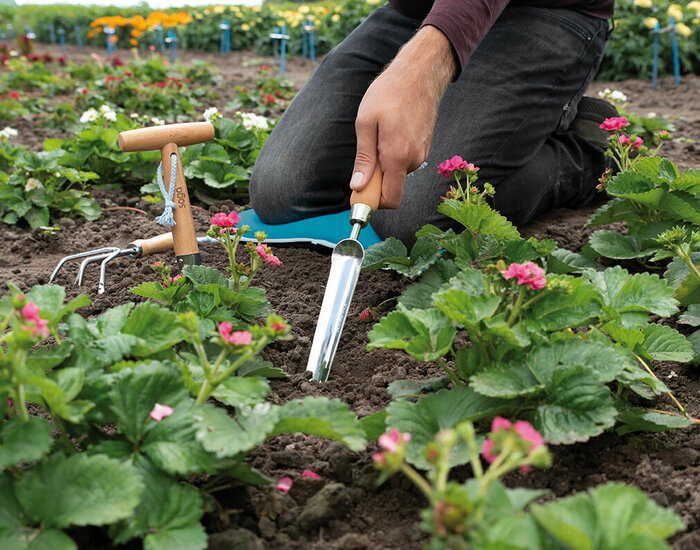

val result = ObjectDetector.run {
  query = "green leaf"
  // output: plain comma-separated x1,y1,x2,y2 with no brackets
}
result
194,404,273,458
386,386,510,469
589,230,657,259
361,236,441,277
122,302,186,356
583,266,678,320
529,276,601,331
617,408,692,435
26,284,65,319
360,410,387,441
362,237,407,270
470,363,544,399
212,376,270,407
26,530,77,550
434,287,501,326
641,324,693,362
16,453,143,528
606,171,665,207
0,417,53,468
547,247,599,274
591,483,684,546
438,200,520,240
111,457,205,550
26,344,73,370
530,492,598,550
528,367,618,444
271,397,366,452
109,363,189,443
664,254,700,307
679,304,700,327
586,198,639,226
182,264,229,287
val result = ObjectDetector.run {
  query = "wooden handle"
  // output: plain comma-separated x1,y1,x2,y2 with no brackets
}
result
119,122,215,152
350,165,383,211
129,232,174,257
161,143,200,257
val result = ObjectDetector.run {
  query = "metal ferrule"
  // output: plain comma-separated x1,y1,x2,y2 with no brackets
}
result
349,203,372,228
177,252,202,269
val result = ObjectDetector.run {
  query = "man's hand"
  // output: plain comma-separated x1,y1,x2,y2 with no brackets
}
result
349,25,457,209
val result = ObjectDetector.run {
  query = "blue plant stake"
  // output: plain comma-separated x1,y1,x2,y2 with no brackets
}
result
651,21,660,89
7,24,14,41
155,25,165,54
269,24,290,77
104,26,116,58
0,32,5,42
670,17,681,85
74,24,83,47
219,20,231,53
166,30,177,64
49,22,56,44
304,20,316,63
57,27,66,55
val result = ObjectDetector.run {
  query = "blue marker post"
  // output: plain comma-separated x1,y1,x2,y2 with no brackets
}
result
104,26,116,58
49,22,56,44
57,27,66,56
6,24,14,41
269,24,289,77
219,20,231,54
670,17,681,85
154,24,165,54
302,19,316,63
166,30,177,64
74,24,83,47
651,21,660,88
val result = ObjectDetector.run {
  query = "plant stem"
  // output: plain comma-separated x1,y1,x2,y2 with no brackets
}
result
196,349,228,404
436,357,464,387
400,463,433,500
507,287,526,327
649,408,700,424
634,353,687,416
15,384,29,422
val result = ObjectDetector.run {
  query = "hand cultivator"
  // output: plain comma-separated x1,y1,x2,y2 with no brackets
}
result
48,121,214,293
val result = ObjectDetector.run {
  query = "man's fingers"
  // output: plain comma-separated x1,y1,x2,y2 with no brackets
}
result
350,115,378,192
379,165,406,210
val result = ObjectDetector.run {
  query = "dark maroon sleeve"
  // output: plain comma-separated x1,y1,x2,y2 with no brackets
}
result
421,0,510,73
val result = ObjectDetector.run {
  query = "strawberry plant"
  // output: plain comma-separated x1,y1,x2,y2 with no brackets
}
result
371,421,684,549
363,156,697,449
0,281,366,549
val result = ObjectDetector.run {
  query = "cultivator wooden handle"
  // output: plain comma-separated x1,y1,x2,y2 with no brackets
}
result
350,165,383,212
127,232,175,257
118,121,215,268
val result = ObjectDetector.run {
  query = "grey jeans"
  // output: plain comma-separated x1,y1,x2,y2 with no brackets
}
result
249,4,609,245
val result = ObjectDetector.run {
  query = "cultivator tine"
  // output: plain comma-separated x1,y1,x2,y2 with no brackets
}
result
74,249,120,286
98,248,130,295
49,247,123,284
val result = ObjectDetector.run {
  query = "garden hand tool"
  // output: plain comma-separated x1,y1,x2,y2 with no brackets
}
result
306,166,383,382
118,121,214,269
48,208,384,294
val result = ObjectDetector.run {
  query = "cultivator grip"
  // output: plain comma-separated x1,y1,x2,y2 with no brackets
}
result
118,121,215,268
128,232,174,257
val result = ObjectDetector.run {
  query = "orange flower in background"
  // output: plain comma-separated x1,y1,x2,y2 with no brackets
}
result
130,29,142,38
130,38,138,46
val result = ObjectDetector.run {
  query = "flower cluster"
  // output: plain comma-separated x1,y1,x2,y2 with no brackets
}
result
619,134,644,149
436,155,492,205
20,302,50,338
254,243,282,266
501,262,546,290
599,116,629,131
202,107,220,123
218,322,253,346
481,416,547,473
437,155,476,178
372,428,411,473
0,91,20,100
80,104,117,124
0,126,18,140
237,111,270,131
211,211,241,228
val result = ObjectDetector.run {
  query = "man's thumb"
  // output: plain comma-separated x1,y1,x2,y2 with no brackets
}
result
350,126,377,191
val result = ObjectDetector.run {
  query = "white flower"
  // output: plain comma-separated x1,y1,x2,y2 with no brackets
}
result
610,90,628,102
80,108,99,123
0,126,18,139
237,111,269,130
647,112,657,118
202,107,220,122
103,110,117,122
99,105,111,113
129,112,139,118
24,178,43,192
151,117,166,126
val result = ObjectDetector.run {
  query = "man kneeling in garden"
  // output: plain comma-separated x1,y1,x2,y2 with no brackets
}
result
250,0,617,246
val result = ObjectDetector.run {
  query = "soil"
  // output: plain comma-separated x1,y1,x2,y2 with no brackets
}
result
3,43,700,550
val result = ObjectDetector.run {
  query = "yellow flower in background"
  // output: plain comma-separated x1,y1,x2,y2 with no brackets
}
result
644,16,659,28
213,6,225,14
299,5,310,14
667,4,683,20
694,18,700,24
675,22,692,36
689,0,700,10
241,23,250,31
331,13,341,22
633,0,652,8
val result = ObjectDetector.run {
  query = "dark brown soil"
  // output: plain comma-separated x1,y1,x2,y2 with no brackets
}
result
3,43,700,550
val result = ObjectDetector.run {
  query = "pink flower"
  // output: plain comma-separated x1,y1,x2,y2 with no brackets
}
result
599,116,629,131
482,439,498,463
276,476,293,492
481,417,545,472
211,211,241,227
372,452,387,466
21,302,41,322
378,429,411,454
302,470,321,479
437,155,477,178
513,420,545,452
255,243,282,266
218,322,253,346
501,262,546,290
491,416,512,432
255,243,268,258
149,403,174,421
271,322,287,332
169,274,183,284
265,254,282,266
619,135,643,149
